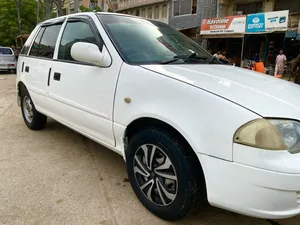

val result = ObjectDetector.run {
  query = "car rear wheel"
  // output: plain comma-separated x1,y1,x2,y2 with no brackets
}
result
126,128,202,221
20,87,47,130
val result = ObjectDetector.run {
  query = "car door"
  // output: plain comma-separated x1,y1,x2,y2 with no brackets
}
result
48,15,120,147
24,22,63,114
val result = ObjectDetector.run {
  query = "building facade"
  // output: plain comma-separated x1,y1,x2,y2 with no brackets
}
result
200,0,300,66
115,0,169,24
167,0,217,40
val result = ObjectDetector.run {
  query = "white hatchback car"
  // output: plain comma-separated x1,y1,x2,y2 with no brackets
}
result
0,47,16,73
16,13,300,221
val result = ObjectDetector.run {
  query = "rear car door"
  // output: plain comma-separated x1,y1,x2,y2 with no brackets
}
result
24,22,63,114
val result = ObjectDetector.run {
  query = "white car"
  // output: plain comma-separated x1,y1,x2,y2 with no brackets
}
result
16,13,300,221
0,47,16,73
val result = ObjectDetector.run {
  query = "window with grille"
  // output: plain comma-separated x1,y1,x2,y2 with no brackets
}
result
173,0,195,17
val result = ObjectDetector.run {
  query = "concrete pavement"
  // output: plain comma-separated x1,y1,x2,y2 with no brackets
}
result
0,73,299,225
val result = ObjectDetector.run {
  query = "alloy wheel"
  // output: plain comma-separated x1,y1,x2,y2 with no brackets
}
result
133,144,178,206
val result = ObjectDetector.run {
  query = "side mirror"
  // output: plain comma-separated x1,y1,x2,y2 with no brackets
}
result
70,42,111,67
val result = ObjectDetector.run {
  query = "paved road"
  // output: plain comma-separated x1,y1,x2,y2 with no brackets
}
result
0,73,299,225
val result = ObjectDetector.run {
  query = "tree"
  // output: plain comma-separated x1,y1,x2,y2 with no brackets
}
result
0,0,42,46
39,0,65,20
79,5,102,12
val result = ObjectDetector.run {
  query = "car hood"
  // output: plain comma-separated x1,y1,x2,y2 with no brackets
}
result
141,64,300,119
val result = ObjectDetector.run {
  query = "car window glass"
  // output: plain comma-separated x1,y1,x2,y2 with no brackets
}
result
38,24,62,59
98,15,214,65
0,48,13,55
29,27,45,57
58,21,101,61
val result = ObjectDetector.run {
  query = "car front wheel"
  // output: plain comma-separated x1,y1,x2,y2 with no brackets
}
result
126,128,203,221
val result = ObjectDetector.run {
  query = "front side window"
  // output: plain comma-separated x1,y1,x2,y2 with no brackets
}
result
39,24,62,59
98,14,215,65
58,21,101,61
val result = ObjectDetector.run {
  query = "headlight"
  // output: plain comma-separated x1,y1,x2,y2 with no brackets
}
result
234,118,300,154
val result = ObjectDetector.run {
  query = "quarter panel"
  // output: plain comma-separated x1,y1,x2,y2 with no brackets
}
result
114,64,260,160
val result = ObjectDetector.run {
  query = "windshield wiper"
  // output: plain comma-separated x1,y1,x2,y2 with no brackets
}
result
161,53,208,64
181,52,207,60
207,56,218,64
160,58,183,64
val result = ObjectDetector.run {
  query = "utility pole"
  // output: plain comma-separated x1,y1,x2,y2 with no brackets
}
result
15,0,22,34
74,0,79,13
36,0,40,24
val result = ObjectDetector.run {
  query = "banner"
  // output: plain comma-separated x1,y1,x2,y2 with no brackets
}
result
246,13,265,32
246,10,289,33
265,10,289,31
200,16,246,35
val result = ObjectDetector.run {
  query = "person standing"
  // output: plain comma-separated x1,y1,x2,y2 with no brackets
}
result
11,45,19,61
274,50,286,78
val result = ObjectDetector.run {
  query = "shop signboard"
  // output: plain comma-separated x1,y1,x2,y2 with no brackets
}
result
246,13,265,32
265,10,289,31
200,16,246,35
246,10,289,33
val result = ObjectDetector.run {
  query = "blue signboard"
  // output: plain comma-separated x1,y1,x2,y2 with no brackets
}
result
246,13,265,33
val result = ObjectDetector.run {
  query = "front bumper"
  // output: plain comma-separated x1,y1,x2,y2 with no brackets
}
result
198,153,300,219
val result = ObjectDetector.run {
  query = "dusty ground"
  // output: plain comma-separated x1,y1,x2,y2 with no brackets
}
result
0,73,299,225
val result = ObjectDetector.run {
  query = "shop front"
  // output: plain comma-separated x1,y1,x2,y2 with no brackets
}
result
200,16,246,66
244,10,289,67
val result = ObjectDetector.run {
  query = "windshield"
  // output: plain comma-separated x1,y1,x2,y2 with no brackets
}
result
98,14,218,65
0,48,13,55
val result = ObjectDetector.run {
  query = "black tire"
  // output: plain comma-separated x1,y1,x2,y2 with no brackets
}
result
126,128,203,221
20,87,47,130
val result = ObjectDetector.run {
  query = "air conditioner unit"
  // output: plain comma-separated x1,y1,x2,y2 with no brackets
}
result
233,11,243,16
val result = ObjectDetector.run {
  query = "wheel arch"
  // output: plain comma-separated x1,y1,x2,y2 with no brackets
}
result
124,116,207,198
17,81,26,96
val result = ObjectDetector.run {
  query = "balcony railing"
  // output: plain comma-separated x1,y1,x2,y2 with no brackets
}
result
116,0,166,11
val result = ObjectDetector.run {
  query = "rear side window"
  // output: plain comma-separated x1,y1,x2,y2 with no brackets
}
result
29,24,62,59
0,48,13,55
58,21,101,61
29,27,45,57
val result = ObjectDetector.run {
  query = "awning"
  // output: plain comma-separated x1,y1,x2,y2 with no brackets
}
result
200,34,244,39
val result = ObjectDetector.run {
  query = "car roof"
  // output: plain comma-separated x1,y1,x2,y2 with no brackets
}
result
39,12,148,26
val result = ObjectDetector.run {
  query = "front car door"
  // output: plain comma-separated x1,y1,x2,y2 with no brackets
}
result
48,15,122,147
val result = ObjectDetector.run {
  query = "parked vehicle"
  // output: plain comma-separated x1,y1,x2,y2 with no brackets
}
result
0,47,16,73
16,13,300,221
